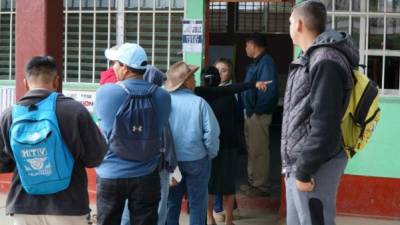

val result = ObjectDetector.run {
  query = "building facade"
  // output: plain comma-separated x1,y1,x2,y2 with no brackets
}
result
0,0,399,219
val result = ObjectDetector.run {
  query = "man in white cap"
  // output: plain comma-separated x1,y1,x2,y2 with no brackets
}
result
164,61,220,225
94,43,171,225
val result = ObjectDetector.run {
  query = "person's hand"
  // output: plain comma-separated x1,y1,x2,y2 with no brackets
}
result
170,177,178,187
296,178,315,192
255,80,273,92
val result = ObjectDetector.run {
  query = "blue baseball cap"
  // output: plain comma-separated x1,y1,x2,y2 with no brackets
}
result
104,43,148,70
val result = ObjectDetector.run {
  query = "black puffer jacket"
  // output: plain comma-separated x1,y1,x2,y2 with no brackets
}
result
281,30,359,182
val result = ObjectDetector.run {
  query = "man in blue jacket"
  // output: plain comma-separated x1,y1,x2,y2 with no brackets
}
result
241,33,278,196
164,61,220,225
95,43,171,225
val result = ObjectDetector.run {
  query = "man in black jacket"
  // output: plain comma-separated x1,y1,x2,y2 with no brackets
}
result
282,1,358,225
0,56,107,225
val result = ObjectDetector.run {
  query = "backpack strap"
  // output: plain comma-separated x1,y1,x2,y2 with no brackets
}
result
12,92,58,119
37,92,58,112
146,84,158,95
117,81,158,97
117,82,131,94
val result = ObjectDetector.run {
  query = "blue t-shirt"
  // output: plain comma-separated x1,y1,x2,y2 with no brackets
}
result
94,79,171,178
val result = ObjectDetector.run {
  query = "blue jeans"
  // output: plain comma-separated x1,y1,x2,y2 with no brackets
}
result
121,169,170,225
213,195,223,213
166,157,210,225
96,170,160,225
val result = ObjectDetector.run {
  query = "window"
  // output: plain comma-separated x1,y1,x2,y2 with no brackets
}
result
323,0,400,95
236,1,293,33
267,2,292,33
64,3,117,83
63,0,184,83
368,17,384,49
0,0,15,81
387,0,400,12
384,57,400,90
386,17,400,50
209,2,228,33
236,2,264,33
369,0,385,12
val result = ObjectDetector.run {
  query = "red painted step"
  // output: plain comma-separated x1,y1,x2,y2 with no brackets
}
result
279,174,400,220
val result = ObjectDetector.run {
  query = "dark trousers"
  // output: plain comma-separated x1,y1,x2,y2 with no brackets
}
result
96,170,160,225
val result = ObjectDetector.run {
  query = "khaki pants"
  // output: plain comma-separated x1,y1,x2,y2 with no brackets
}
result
12,214,89,225
244,114,272,192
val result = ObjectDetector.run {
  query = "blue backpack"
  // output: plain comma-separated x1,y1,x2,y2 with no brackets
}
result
9,92,74,195
109,82,161,161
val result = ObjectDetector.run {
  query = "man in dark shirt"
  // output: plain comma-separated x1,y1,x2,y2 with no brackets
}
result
241,33,279,196
0,56,107,225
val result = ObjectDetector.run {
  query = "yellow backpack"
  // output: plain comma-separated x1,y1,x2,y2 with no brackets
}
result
341,69,381,158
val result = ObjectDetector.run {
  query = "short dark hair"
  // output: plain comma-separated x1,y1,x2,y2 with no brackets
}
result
246,33,267,48
118,62,147,75
292,0,327,34
25,56,58,83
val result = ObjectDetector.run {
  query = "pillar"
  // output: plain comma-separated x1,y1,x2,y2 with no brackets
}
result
15,0,63,99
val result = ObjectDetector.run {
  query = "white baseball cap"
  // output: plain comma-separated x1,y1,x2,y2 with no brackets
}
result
105,43,148,70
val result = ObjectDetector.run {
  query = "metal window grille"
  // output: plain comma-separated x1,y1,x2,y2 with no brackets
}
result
266,1,292,33
236,2,264,33
326,0,400,95
236,1,293,34
0,0,183,83
209,2,227,33
64,0,184,83
0,0,15,81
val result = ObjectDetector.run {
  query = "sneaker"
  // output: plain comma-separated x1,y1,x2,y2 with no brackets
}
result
245,187,270,197
213,211,225,223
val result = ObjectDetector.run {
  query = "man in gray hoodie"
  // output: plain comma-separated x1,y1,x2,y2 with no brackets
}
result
282,1,359,225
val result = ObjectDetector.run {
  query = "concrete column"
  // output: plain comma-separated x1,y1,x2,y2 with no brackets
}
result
15,0,63,99
116,0,125,45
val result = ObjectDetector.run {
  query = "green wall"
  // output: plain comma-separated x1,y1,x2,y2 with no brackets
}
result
184,0,204,85
345,97,400,178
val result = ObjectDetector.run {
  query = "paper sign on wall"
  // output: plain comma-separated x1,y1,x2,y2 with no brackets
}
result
182,19,203,53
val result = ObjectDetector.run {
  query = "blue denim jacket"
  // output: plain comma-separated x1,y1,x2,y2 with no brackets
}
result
168,88,220,162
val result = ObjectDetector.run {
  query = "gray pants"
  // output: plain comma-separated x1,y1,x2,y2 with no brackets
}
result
285,152,348,225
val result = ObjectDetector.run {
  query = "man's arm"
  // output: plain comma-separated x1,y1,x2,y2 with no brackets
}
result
0,108,15,173
201,100,220,160
77,107,108,168
295,60,348,182
195,82,256,97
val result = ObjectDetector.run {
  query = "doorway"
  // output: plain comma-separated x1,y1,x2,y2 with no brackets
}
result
204,0,295,202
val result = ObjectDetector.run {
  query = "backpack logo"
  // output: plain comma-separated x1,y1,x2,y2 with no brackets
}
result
341,69,381,158
109,82,162,161
132,125,143,133
27,157,48,171
10,92,74,195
